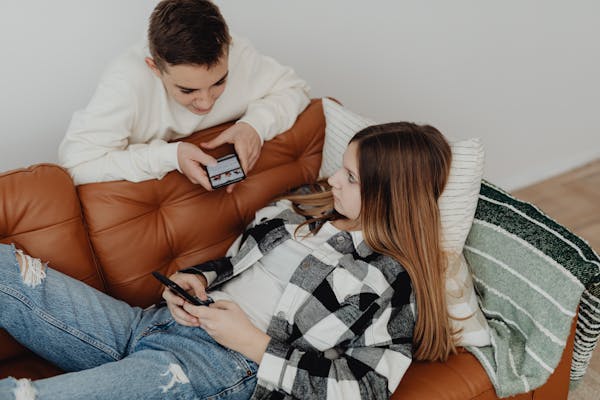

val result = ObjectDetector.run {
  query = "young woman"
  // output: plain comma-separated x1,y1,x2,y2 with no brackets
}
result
0,122,455,400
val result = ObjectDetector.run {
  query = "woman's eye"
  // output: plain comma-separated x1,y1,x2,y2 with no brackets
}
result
347,173,356,183
180,89,194,95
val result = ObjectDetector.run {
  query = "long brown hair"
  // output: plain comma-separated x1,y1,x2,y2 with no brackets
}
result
287,122,455,362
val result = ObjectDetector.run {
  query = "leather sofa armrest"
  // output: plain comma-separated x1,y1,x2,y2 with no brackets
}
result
0,164,102,363
0,164,101,288
392,306,578,399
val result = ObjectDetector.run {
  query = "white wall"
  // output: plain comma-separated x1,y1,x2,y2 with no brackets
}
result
1,1,598,190
0,0,155,173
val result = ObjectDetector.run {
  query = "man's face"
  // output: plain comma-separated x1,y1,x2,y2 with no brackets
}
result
146,56,228,115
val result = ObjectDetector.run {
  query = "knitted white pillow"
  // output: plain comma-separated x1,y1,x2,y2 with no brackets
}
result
320,97,490,347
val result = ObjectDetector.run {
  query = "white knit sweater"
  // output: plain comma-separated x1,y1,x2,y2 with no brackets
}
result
59,35,310,185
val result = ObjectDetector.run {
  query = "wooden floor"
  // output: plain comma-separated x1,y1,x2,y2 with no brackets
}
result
512,158,600,400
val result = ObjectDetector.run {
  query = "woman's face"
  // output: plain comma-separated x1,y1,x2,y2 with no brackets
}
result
328,142,362,221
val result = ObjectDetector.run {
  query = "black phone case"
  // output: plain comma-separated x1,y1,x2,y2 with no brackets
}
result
151,271,213,306
205,153,246,189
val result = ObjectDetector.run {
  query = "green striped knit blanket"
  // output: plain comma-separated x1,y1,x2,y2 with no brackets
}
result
463,181,600,397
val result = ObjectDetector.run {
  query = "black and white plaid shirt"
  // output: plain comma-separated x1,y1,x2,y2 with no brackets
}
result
181,201,415,399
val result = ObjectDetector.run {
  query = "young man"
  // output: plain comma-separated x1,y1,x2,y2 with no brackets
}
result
59,0,310,190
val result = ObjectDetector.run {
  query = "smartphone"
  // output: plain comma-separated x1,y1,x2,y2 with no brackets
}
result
205,153,246,189
152,271,214,306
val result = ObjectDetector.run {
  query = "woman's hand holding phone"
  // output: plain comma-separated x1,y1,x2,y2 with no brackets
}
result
182,300,271,364
160,272,209,327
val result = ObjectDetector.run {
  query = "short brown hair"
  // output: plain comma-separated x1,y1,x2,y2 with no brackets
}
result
148,0,231,71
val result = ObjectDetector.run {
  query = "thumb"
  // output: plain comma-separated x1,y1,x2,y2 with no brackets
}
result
186,274,209,300
212,300,234,310
201,131,231,150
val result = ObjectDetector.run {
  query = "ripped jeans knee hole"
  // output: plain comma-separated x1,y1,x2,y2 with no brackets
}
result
15,249,47,288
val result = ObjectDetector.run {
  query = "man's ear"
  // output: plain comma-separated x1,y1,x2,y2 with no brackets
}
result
145,57,162,77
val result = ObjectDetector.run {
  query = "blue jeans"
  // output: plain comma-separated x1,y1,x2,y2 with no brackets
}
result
0,244,257,400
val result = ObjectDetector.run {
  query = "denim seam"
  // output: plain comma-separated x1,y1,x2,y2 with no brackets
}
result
0,283,122,361
129,318,176,353
8,243,19,272
226,348,254,374
140,319,176,337
201,371,257,400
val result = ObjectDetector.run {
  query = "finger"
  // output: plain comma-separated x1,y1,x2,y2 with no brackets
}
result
225,182,236,194
197,174,213,192
185,165,213,191
189,147,217,167
184,163,207,183
211,300,233,310
179,273,209,300
183,302,213,318
165,295,200,326
162,289,185,306
170,304,200,326
234,144,250,174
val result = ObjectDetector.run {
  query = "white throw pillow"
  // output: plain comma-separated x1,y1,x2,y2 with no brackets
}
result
320,97,490,347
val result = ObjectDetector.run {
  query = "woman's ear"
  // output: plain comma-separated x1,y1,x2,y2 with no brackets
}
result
144,57,162,77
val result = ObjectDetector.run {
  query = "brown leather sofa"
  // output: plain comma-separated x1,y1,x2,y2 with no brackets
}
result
0,99,576,399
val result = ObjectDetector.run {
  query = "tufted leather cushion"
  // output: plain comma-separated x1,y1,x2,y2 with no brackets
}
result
0,164,102,363
0,165,101,288
77,99,325,307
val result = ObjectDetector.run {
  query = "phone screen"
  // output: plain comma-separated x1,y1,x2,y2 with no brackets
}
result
205,153,246,189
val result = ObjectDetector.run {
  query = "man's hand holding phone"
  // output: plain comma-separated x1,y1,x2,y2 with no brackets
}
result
177,142,247,192
201,122,260,193
177,142,218,190
157,271,211,327
204,153,246,190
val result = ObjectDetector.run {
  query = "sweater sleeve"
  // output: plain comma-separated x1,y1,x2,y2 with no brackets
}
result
256,289,415,400
58,74,180,185
234,38,310,143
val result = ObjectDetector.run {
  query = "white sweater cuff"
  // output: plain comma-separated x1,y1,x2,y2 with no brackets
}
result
238,109,274,144
235,120,264,146
158,141,181,173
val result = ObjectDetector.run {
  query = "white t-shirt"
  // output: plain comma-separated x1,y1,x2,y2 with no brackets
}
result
211,222,343,332
59,34,310,185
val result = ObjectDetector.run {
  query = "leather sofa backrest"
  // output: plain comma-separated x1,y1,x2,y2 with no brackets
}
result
77,99,325,307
